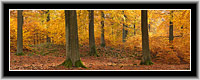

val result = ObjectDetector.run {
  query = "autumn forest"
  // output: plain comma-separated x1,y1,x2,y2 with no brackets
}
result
10,10,190,70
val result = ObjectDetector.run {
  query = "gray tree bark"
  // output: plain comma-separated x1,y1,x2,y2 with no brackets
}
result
62,10,86,68
100,11,106,47
122,11,128,42
149,24,150,32
140,10,153,65
46,10,51,43
17,10,23,55
169,11,174,43
88,10,98,56
134,24,136,35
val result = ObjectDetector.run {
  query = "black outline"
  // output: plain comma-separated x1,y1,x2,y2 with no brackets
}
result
3,3,198,77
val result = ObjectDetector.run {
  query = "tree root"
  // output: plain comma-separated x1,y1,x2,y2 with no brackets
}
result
140,60,154,65
60,59,73,68
60,59,87,68
75,60,87,68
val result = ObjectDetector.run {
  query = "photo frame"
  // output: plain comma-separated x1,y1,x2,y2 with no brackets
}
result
1,0,199,79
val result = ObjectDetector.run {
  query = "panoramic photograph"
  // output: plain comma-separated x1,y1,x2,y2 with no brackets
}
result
9,9,190,70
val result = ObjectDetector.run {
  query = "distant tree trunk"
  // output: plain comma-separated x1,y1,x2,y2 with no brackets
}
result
169,11,174,43
149,24,150,32
34,32,35,45
46,10,51,43
134,24,136,35
17,10,23,54
140,10,153,65
112,25,114,35
122,11,128,42
88,10,98,56
100,11,106,47
36,32,38,44
61,10,86,68
39,34,41,44
122,24,126,42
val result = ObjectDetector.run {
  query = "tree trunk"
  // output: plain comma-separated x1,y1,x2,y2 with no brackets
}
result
34,32,35,45
122,24,126,42
122,11,128,42
46,10,51,43
149,24,150,32
134,24,136,35
140,10,153,65
17,10,23,55
36,32,38,44
62,10,86,68
88,10,98,56
169,11,174,43
100,11,106,47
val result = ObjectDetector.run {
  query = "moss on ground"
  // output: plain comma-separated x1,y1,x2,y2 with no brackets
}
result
89,46,99,57
61,59,73,68
140,60,154,65
60,59,87,68
15,52,24,56
75,60,87,68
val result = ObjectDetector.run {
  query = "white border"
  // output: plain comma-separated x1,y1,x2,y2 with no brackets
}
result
9,9,191,71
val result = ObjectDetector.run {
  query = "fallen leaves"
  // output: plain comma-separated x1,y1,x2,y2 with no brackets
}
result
10,53,65,70
10,53,190,70
10,43,190,70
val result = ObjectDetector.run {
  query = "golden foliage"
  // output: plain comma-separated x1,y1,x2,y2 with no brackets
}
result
10,10,190,65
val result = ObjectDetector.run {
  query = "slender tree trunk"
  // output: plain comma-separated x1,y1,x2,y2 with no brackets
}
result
134,24,136,35
36,32,38,44
61,10,86,68
122,11,128,42
169,11,174,43
140,10,153,65
46,10,51,43
34,32,35,45
88,10,98,56
149,24,150,32
39,33,41,44
41,10,45,44
17,10,23,54
111,23,114,35
122,24,126,42
111,23,114,40
100,11,106,47
169,21,173,42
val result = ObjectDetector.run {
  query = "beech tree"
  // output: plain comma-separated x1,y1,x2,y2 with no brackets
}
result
46,10,51,43
16,10,23,55
88,10,98,56
100,10,106,47
140,10,153,65
122,11,128,42
133,24,136,35
169,10,174,43
61,10,86,68
149,24,150,32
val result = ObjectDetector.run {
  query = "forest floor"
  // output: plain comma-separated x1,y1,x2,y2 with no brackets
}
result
10,43,190,70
